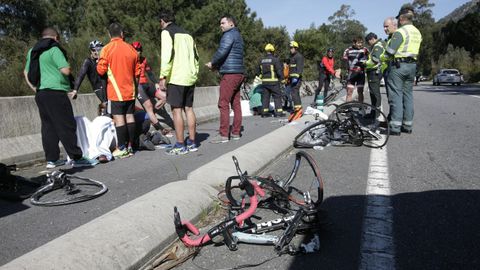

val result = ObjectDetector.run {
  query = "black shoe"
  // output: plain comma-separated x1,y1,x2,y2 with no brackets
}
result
261,113,272,118
389,130,401,136
275,112,286,117
401,127,412,134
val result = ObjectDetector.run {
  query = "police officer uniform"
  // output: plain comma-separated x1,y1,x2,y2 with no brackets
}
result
384,7,422,134
365,33,387,111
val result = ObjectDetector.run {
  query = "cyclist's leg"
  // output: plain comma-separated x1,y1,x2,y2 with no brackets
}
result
356,72,366,103
184,85,197,143
346,72,355,102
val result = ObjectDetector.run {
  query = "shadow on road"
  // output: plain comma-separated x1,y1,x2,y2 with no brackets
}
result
286,189,480,270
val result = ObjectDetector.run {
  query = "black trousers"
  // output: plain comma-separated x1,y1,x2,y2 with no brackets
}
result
261,83,283,114
35,90,83,161
367,70,382,109
314,74,331,103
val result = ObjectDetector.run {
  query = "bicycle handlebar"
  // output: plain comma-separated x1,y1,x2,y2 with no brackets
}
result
174,181,264,247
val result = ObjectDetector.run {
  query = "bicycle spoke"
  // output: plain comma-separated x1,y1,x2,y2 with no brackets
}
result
333,102,389,148
284,151,324,210
30,173,108,206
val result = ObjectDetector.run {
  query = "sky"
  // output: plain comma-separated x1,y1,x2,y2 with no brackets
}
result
245,0,472,39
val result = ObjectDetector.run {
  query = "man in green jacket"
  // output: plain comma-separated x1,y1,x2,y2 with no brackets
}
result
158,11,200,155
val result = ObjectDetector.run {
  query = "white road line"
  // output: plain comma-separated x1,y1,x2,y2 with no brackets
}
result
359,147,395,270
467,94,480,99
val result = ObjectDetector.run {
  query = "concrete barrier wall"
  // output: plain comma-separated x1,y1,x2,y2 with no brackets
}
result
0,86,220,165
0,82,319,165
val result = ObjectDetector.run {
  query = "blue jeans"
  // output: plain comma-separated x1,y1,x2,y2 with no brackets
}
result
386,62,416,132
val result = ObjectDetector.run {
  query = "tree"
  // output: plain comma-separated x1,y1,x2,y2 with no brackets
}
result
0,0,48,96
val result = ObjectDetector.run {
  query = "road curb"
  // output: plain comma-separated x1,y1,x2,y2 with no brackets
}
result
0,104,335,270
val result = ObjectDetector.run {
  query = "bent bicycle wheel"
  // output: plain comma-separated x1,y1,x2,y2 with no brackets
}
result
293,120,337,148
30,172,108,206
281,151,324,210
333,102,389,148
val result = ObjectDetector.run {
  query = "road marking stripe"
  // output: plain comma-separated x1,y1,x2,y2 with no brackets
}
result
359,147,395,270
467,94,480,99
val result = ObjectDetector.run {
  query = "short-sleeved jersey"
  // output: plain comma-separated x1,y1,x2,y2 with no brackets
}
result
25,47,71,91
342,46,369,72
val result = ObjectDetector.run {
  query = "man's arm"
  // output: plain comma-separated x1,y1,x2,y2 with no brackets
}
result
210,32,234,68
96,48,108,76
23,70,36,92
158,30,173,90
74,59,90,90
385,31,403,57
24,50,36,92
274,57,284,81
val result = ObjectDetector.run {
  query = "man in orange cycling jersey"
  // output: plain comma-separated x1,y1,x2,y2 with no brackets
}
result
97,23,140,157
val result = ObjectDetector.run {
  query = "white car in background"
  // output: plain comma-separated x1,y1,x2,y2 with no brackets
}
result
433,69,464,86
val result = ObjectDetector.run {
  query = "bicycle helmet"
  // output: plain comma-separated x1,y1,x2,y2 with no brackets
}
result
327,47,334,52
132,41,142,51
89,40,103,50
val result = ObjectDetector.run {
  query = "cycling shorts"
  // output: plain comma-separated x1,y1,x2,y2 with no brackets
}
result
166,84,195,108
347,72,365,87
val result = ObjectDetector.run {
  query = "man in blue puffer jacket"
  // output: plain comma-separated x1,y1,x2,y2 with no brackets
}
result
206,15,245,144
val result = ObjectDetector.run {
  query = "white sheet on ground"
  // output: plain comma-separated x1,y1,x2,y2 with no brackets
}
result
71,116,116,161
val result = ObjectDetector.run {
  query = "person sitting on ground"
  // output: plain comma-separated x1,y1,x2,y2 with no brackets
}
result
132,41,172,144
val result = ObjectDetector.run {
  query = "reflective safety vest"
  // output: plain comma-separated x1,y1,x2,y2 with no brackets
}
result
366,40,387,72
258,53,283,84
394,24,422,60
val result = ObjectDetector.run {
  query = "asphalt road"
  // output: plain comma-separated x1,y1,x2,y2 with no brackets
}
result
0,113,290,266
174,83,480,270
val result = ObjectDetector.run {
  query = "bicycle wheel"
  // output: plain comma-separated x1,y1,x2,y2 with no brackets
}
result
281,151,324,210
293,120,337,148
30,171,108,206
333,102,389,148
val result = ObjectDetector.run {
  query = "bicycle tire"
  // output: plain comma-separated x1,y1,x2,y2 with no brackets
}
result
30,173,108,206
224,151,324,211
281,151,324,210
333,102,389,148
293,120,337,148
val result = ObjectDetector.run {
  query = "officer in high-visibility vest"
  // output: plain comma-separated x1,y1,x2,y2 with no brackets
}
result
384,5,422,135
256,43,285,118
365,32,386,115
381,16,398,123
